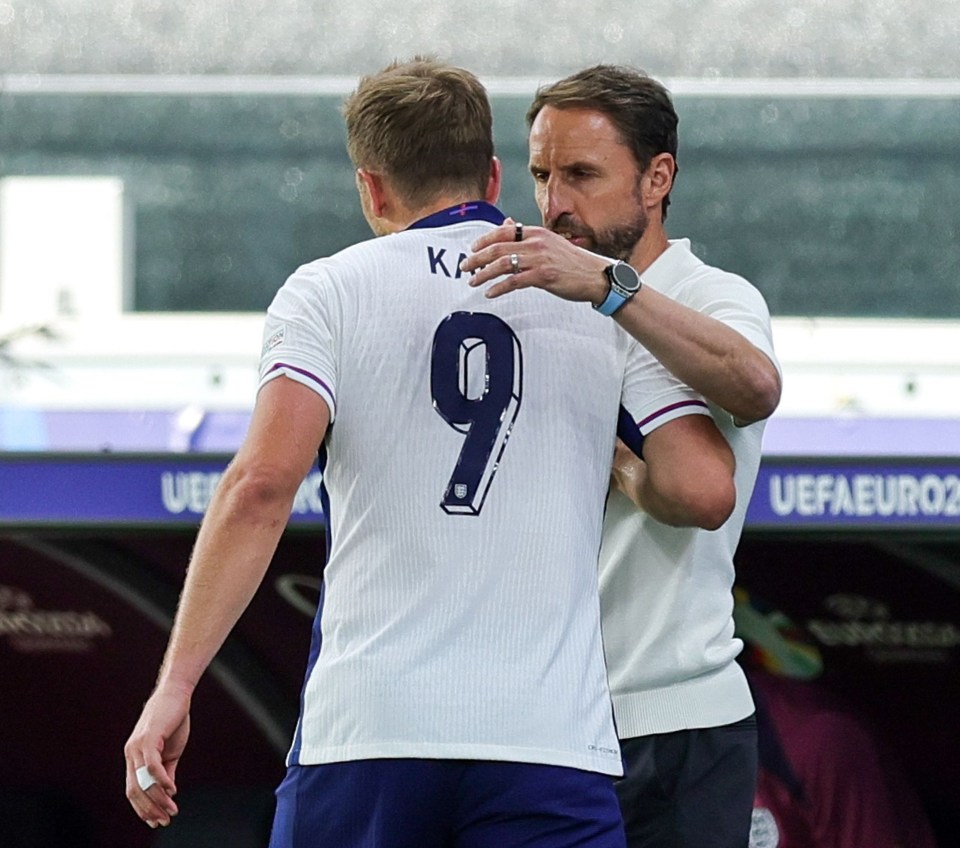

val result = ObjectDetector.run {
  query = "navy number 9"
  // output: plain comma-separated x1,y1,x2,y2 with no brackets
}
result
430,312,523,515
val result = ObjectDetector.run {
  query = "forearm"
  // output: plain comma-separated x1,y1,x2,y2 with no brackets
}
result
615,287,781,424
612,422,736,530
155,461,297,694
614,458,729,529
639,462,731,529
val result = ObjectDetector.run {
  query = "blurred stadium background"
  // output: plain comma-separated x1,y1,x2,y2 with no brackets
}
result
1,2,958,846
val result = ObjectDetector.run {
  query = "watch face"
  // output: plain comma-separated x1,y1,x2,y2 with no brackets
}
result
610,261,641,293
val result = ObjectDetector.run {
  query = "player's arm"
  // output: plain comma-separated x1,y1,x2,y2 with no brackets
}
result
617,413,735,529
463,223,780,424
123,375,329,829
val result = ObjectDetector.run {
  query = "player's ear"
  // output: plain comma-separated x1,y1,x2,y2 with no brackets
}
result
356,168,388,218
484,157,502,204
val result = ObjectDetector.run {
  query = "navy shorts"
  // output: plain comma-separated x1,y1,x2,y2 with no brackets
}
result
616,716,758,848
267,758,626,848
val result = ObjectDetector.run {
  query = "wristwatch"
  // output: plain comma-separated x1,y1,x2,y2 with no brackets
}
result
594,261,642,316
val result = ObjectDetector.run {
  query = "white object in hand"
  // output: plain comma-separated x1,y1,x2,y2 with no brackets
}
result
136,765,157,792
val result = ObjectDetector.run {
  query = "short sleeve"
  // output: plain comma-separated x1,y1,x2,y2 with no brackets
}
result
620,339,710,436
258,262,338,421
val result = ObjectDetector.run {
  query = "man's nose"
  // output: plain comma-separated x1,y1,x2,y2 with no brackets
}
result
541,179,570,227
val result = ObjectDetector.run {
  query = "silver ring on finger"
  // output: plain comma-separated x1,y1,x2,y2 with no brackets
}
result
509,253,521,275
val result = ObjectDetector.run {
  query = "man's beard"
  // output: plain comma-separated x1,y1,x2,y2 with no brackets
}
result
592,212,647,262
549,203,648,263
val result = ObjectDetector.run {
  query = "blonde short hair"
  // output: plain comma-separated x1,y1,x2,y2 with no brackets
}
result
343,57,494,209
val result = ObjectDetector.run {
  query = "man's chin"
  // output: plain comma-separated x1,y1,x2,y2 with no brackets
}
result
595,238,643,263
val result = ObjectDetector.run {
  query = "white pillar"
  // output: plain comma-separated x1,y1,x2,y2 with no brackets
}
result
0,176,130,325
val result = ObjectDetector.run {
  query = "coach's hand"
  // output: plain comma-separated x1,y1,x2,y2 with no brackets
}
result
460,218,610,306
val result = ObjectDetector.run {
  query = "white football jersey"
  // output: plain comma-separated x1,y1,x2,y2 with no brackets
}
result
258,203,708,776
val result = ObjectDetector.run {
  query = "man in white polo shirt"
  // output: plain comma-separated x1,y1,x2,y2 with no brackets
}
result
464,64,782,848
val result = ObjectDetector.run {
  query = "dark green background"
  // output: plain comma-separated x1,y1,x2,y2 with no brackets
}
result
2,91,957,316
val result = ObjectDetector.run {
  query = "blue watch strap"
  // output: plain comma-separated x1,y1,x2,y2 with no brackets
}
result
594,288,630,316
594,261,641,316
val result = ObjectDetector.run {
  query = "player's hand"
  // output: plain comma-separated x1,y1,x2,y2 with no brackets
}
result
610,438,649,513
459,219,610,305
124,684,191,828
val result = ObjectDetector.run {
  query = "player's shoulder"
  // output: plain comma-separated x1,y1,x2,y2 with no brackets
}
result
326,231,400,271
323,221,488,271
282,219,499,301
283,232,393,289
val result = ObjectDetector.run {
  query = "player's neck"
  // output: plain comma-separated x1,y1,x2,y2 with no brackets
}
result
376,194,488,234
371,194,479,235
412,194,487,224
